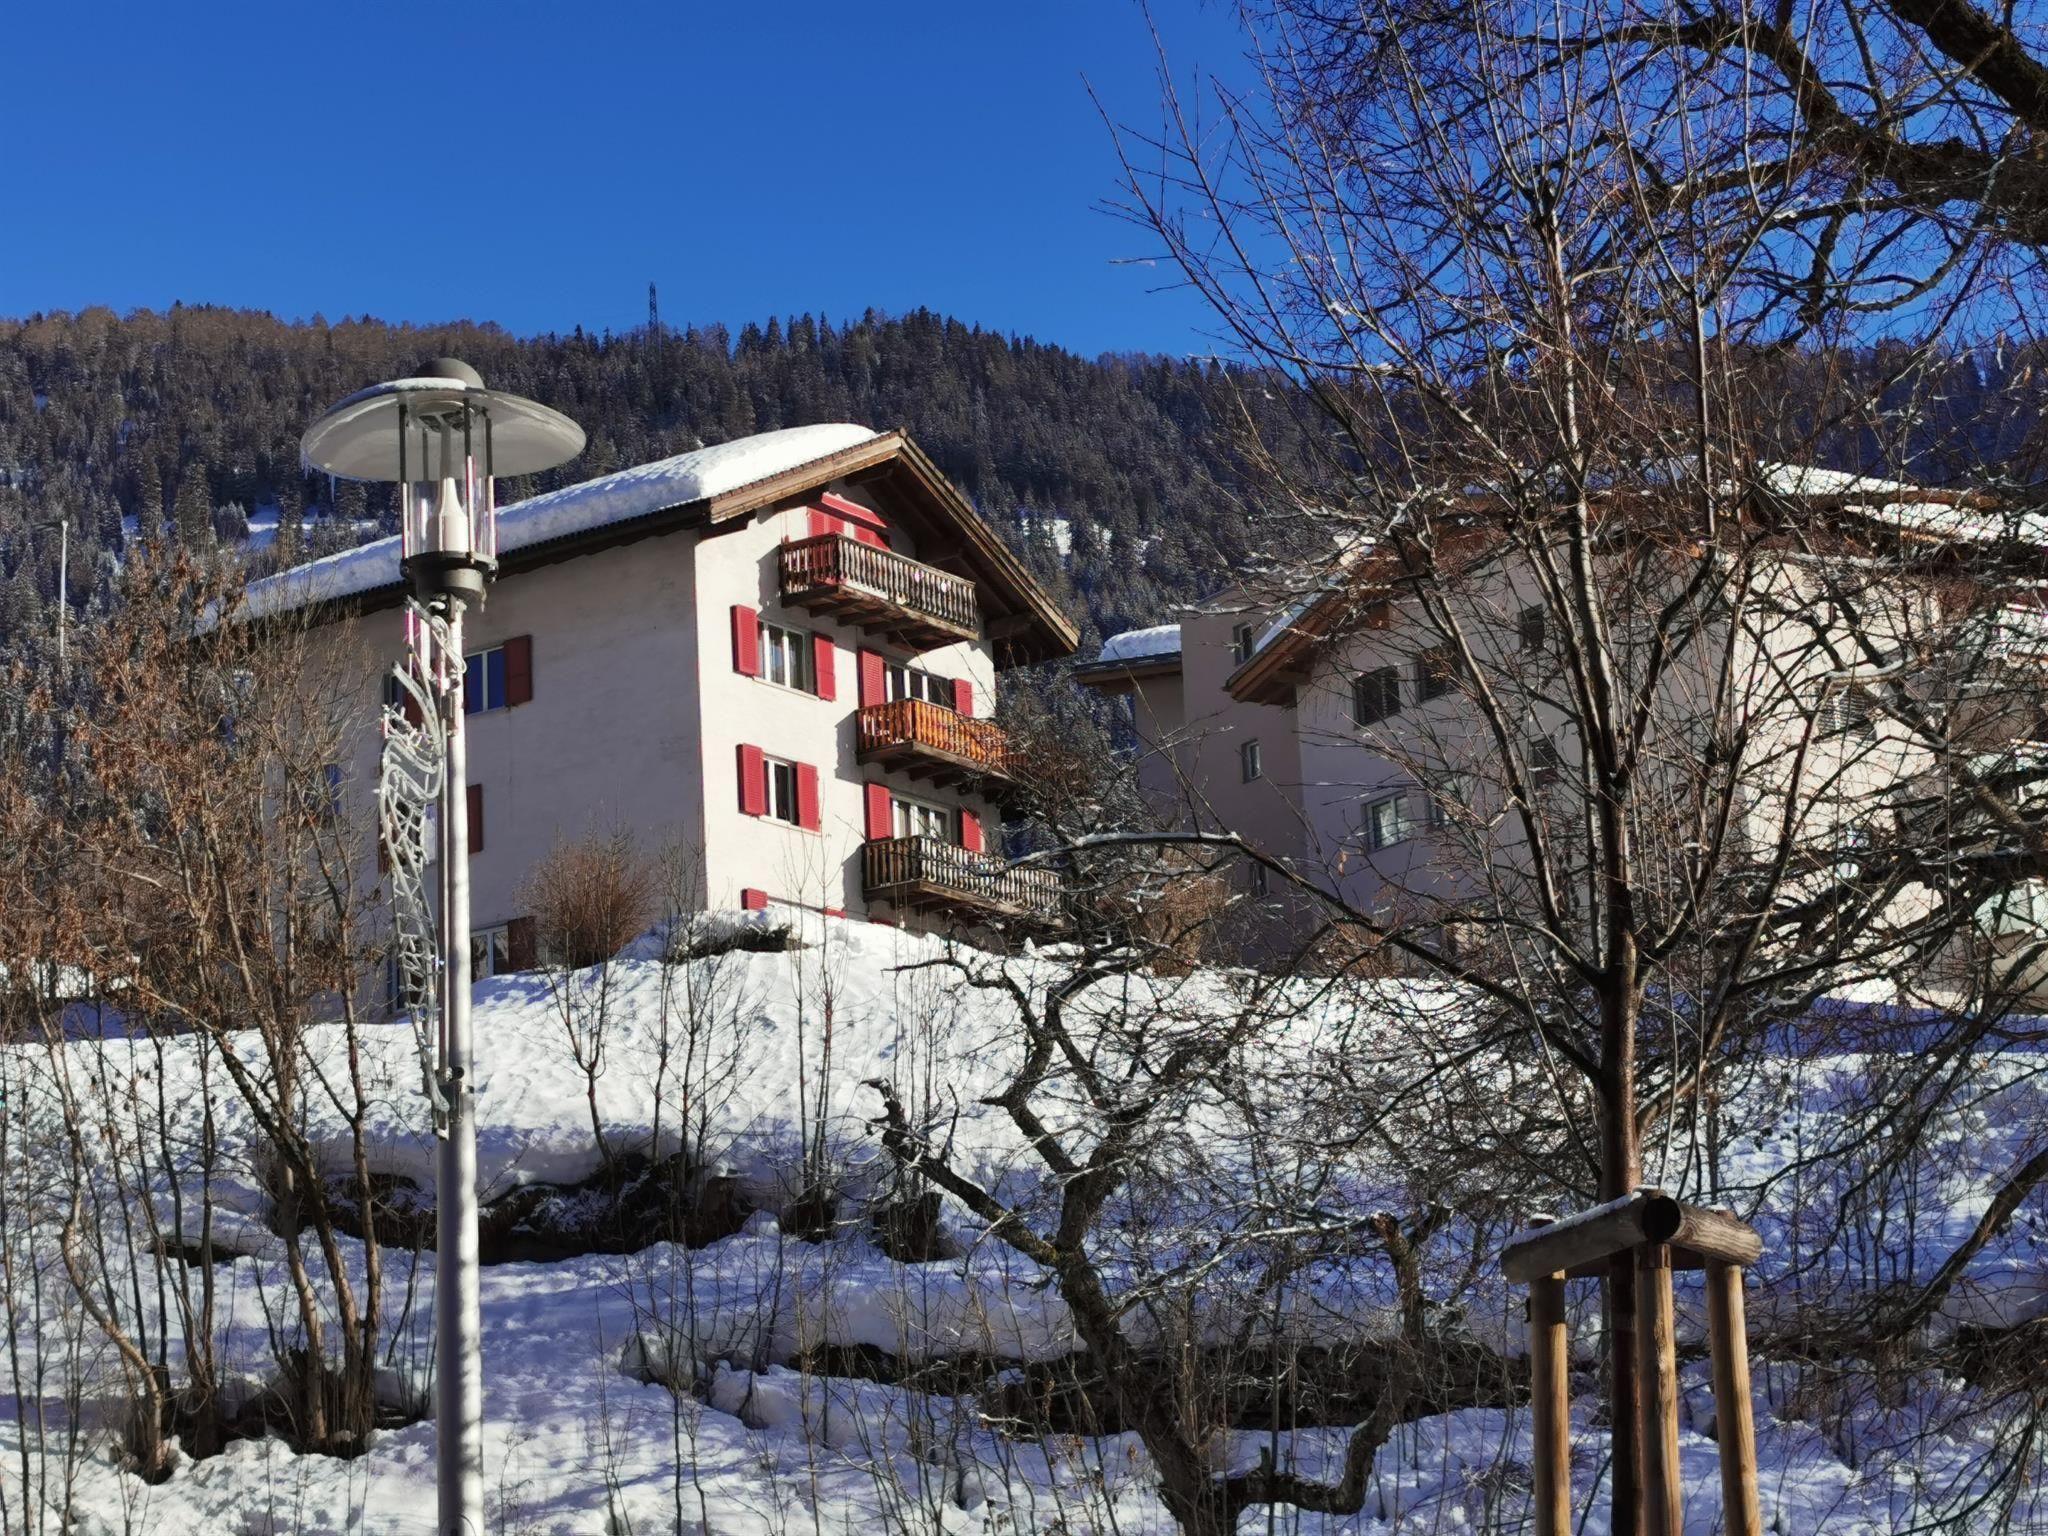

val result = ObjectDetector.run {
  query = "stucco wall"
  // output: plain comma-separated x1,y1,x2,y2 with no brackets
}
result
690,489,1002,920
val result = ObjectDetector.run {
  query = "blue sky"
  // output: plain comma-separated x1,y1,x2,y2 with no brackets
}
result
1,3,1252,358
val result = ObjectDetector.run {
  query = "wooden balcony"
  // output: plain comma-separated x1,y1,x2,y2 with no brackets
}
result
779,534,979,651
857,698,1014,790
862,836,1063,926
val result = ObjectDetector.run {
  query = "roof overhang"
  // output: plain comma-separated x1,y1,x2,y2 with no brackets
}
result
1072,652,1182,691
267,428,1078,666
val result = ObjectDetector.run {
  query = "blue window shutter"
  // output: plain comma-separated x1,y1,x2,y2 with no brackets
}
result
487,648,508,710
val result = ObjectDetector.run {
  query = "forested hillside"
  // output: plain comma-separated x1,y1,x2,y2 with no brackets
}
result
0,305,1322,657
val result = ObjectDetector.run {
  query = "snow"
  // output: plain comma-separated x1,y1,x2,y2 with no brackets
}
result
6,916,2045,1534
240,423,878,618
1097,624,1181,664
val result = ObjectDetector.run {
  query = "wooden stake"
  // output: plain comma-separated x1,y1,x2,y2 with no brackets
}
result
1529,1272,1571,1536
1635,1243,1683,1536
1705,1260,1763,1536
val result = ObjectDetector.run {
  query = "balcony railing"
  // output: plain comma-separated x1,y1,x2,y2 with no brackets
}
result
862,835,1063,925
779,534,979,650
857,698,1014,787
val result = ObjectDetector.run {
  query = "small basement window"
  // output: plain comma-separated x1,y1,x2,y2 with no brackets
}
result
471,924,511,980
1241,739,1263,782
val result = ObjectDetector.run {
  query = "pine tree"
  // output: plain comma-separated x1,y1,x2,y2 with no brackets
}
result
276,475,304,564
134,458,165,547
173,469,211,547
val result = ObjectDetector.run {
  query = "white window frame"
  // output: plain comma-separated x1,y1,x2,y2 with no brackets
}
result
464,644,509,715
759,620,814,694
1231,622,1257,665
887,662,947,704
471,923,511,981
893,791,955,843
1241,739,1263,782
765,755,802,825
1365,794,1411,852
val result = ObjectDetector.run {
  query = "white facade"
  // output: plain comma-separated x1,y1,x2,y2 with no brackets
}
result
273,426,1076,978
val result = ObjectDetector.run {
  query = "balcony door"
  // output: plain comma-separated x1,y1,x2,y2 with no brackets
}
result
893,792,956,843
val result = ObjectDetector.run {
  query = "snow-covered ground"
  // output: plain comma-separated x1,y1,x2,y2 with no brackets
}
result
5,915,2044,1534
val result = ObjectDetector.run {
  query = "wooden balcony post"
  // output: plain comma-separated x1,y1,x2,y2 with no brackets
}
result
1529,1270,1571,1536
1635,1242,1683,1536
1705,1260,1762,1536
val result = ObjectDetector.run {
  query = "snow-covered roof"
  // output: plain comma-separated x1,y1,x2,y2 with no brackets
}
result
243,423,879,619
1097,624,1181,663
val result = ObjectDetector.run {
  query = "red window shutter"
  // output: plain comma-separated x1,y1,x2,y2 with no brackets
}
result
853,523,886,549
951,678,974,717
858,651,886,708
377,834,390,874
731,605,759,676
807,507,846,540
960,808,983,853
737,744,767,816
503,635,534,706
796,763,821,830
864,782,893,840
812,634,836,701
506,915,536,970
741,887,770,912
466,784,484,854
402,684,424,729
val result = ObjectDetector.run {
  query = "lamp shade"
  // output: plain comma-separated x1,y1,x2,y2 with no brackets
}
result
300,361,585,482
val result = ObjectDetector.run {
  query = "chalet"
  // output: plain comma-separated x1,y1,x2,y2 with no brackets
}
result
252,424,1077,974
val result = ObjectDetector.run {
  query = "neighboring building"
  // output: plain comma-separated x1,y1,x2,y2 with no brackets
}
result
1078,471,2048,983
253,424,1077,975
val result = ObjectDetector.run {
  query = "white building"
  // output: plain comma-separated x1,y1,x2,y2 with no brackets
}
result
1077,474,2048,982
254,423,1077,973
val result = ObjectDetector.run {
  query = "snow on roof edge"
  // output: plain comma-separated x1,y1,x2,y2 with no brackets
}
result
1095,623,1182,664
242,423,881,620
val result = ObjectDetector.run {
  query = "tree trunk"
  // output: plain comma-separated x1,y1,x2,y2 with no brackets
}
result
1601,978,1643,1536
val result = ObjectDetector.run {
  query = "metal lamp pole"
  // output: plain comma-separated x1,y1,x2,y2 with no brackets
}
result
301,362,581,1536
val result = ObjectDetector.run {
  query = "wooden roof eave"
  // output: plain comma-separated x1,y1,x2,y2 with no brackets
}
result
1072,653,1183,691
275,431,1080,664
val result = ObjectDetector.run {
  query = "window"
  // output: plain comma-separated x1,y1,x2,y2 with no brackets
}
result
765,756,802,825
1531,737,1564,789
471,924,511,981
1519,605,1547,653
1232,622,1257,665
1417,646,1460,702
1249,862,1269,897
1352,666,1401,726
1427,790,1455,830
1819,687,1877,737
759,621,814,693
1365,794,1410,851
1241,739,1263,782
465,646,508,714
893,793,955,842
887,662,947,704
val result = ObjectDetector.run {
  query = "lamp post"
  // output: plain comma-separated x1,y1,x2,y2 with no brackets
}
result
301,361,581,1536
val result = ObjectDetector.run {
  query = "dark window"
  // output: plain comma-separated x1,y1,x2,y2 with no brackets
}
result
1532,738,1563,788
1417,647,1460,702
1231,622,1257,665
1241,739,1263,782
464,646,508,714
1519,605,1547,653
1352,666,1402,725
766,757,802,825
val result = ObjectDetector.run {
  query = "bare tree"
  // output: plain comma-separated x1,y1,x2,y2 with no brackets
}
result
1093,4,2048,1528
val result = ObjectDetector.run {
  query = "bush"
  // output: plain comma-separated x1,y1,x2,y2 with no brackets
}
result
520,829,656,970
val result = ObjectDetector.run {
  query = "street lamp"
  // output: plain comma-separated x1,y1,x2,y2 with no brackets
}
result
301,360,582,1536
